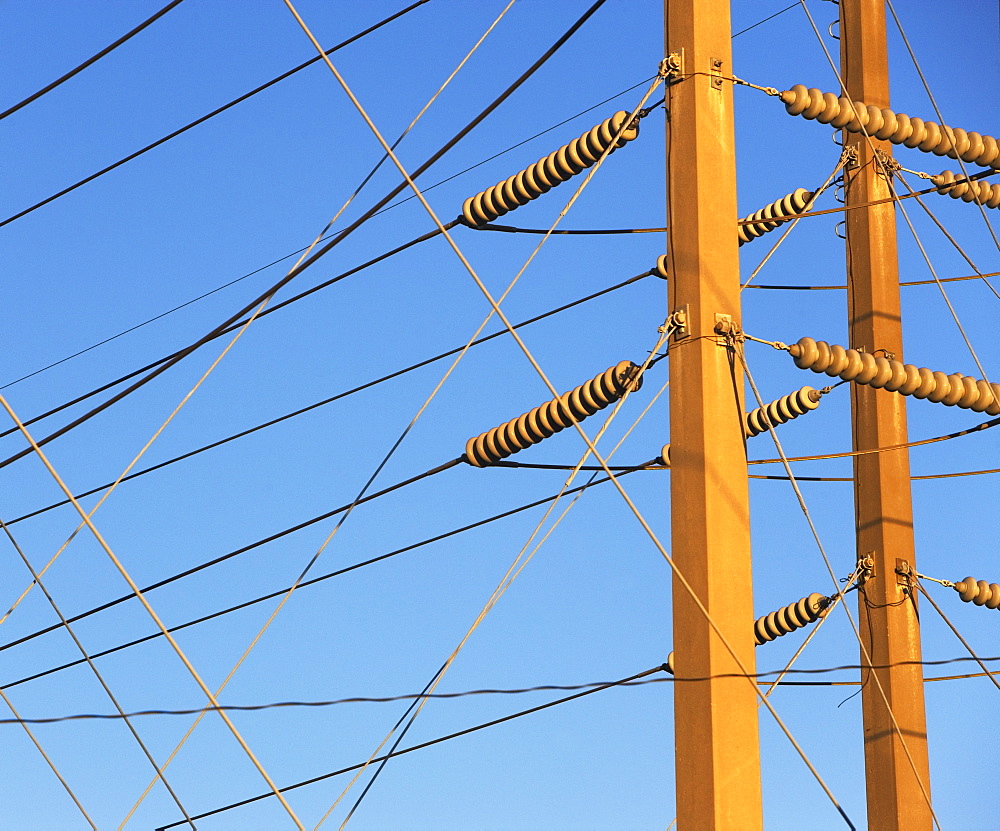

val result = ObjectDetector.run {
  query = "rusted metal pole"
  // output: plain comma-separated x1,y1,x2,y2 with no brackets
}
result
840,1,933,827
665,1,763,827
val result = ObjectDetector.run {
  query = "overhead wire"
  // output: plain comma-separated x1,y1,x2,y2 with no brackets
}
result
0,0,186,121
0,400,306,828
0,0,431,228
0,518,195,828
0,0,610,470
121,4,614,819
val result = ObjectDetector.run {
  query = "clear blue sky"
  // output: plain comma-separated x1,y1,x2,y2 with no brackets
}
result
2,1,999,828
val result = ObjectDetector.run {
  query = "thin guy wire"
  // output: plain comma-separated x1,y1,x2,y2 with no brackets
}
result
121,1,558,814
915,580,1000,694
741,156,846,289
324,330,671,829
0,0,186,120
884,0,1000,253
6,270,651,526
0,0,608,469
0,518,194,829
0,684,97,830
739,344,939,827
0,397,305,829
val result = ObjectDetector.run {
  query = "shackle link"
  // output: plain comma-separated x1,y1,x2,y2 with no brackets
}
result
954,577,1000,609
754,593,830,645
744,386,822,437
788,337,1000,415
463,360,642,468
779,85,1000,169
459,111,640,228
931,171,1000,209
738,188,815,246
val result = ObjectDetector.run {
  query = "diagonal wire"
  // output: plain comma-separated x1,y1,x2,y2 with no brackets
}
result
738,342,938,828
884,0,1000,253
0,397,306,830
297,2,855,820
914,580,1000,694
0,518,194,828
0,684,97,830
321,329,671,829
0,0,186,121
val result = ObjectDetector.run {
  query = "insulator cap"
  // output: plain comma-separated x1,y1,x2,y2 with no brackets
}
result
737,188,814,246
460,111,640,227
931,171,1000,209
954,577,1000,609
788,337,1000,414
658,443,671,467
754,592,828,645
779,85,1000,169
463,360,642,468
744,386,821,437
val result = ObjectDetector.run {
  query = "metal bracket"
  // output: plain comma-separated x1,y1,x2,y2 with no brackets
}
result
710,57,724,91
895,558,913,588
840,145,859,168
668,304,689,338
858,552,876,583
660,51,684,83
875,148,901,180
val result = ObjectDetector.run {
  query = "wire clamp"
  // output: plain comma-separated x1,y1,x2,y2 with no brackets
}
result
840,146,859,169
895,558,913,591
667,304,689,339
875,148,902,179
660,51,684,83
858,552,876,583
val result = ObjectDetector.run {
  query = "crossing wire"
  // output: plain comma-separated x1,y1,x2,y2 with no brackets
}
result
6,270,651,526
0,0,431,226
0,518,194,828
0,0,186,121
0,0,609,471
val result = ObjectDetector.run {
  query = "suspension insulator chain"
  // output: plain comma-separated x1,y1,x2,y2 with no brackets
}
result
779,85,1000,169
754,593,830,645
788,337,1000,415
744,386,821,437
463,361,642,468
954,577,1000,609
932,171,1000,209
459,111,640,228
738,188,815,246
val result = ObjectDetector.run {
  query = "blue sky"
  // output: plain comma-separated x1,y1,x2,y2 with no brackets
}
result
2,1,1000,828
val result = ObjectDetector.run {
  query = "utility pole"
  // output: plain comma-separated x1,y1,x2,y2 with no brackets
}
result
665,0,763,827
840,0,933,827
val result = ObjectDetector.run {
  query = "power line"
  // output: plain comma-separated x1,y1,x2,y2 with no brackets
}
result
0,0,430,227
0,471,630,676
153,665,666,830
0,0,187,121
0,0,607,470
6,271,651,524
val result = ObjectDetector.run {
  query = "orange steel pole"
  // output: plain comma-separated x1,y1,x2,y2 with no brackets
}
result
840,1,933,827
665,0,763,827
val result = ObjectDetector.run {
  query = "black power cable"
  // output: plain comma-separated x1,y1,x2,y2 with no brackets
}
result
0,0,187,121
7,271,652,525
153,664,666,830
0,0,610,471
0,471,631,675
0,0,431,224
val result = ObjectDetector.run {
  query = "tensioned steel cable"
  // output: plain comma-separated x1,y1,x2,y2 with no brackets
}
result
0,0,608,471
0,518,194,827
7,271,652,526
2,78,654,394
0,0,186,121
0,1,430,226
153,665,667,830
0,398,307,828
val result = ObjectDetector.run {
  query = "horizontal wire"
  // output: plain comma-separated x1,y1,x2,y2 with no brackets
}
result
154,664,664,830
0,470,632,667
0,0,186,121
5,271,652,525
0,0,430,227
2,78,654,392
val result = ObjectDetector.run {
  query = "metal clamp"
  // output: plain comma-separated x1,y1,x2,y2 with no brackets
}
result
667,304,689,338
660,51,684,83
858,552,876,583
